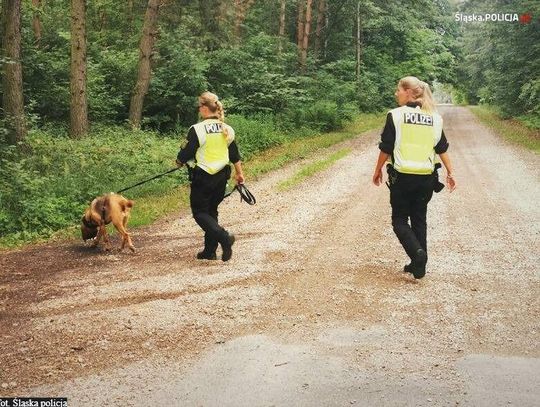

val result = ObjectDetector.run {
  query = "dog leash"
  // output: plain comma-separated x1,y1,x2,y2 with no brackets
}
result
224,183,256,205
116,167,180,194
116,167,255,205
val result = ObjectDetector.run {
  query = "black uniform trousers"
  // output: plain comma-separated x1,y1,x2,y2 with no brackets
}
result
190,165,231,254
389,171,434,261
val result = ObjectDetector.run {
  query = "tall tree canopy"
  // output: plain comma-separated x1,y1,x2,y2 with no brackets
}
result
0,0,536,137
454,0,539,125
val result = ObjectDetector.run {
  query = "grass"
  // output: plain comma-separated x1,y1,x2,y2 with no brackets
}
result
468,105,540,152
41,185,192,245
128,112,382,226
245,112,383,179
277,148,352,190
0,112,384,249
131,112,383,224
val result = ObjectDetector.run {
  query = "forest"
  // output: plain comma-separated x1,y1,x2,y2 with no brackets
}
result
0,0,538,244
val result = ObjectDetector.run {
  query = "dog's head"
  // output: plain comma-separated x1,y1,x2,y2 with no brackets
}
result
81,215,98,241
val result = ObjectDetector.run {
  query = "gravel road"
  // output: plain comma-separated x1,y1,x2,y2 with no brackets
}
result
1,106,539,406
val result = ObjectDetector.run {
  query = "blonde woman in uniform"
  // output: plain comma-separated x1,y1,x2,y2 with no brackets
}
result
177,92,244,261
372,76,456,279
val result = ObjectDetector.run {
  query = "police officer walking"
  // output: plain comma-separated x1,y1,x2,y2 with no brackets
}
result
372,76,456,279
177,91,244,261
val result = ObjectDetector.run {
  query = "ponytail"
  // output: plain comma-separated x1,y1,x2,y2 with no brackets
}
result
198,91,232,142
215,100,225,122
419,81,436,113
398,76,437,113
214,100,232,142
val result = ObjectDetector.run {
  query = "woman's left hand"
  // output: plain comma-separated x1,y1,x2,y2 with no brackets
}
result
446,174,456,192
235,173,245,184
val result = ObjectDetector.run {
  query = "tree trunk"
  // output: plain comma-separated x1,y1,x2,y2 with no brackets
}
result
98,7,107,32
234,0,255,41
234,0,242,39
70,0,88,137
314,0,325,59
355,1,362,82
278,0,286,52
296,0,304,50
128,0,161,130
199,0,222,50
32,0,42,45
323,4,328,59
299,0,312,72
2,0,27,144
127,0,133,30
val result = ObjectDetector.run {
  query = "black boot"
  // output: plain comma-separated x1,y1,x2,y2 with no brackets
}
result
221,233,235,262
196,233,218,260
411,248,427,279
196,251,217,260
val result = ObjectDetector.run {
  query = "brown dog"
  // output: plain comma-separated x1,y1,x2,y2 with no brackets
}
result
81,193,135,252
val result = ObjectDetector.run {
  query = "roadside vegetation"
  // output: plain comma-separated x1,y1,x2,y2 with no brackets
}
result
0,112,383,248
468,106,540,152
278,148,352,190
1,0,537,248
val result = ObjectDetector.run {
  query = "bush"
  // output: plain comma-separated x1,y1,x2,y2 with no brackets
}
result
206,34,309,116
0,127,185,241
226,114,285,160
144,30,209,131
87,48,139,122
518,79,540,125
302,101,356,132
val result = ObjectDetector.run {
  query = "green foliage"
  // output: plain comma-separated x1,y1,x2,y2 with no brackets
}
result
0,127,184,242
302,100,357,132
7,0,463,132
207,33,306,115
226,114,284,159
455,0,540,118
518,78,540,122
1,0,483,245
21,43,71,122
88,49,139,121
0,109,360,243
469,105,540,151
143,28,209,130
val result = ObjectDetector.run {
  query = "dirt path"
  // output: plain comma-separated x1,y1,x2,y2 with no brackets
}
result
1,106,539,406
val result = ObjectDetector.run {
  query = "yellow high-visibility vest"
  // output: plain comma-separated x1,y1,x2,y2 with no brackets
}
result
191,119,235,175
390,105,443,175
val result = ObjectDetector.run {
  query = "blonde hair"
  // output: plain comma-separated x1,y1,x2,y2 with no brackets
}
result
398,76,436,113
198,91,231,141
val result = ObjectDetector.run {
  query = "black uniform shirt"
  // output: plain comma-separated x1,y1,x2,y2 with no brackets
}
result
177,121,241,164
378,102,449,156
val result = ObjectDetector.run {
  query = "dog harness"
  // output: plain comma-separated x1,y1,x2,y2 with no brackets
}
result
82,203,107,228
82,216,98,228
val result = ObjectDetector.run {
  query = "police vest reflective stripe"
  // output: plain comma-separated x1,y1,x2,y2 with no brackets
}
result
191,119,235,175
390,106,443,175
